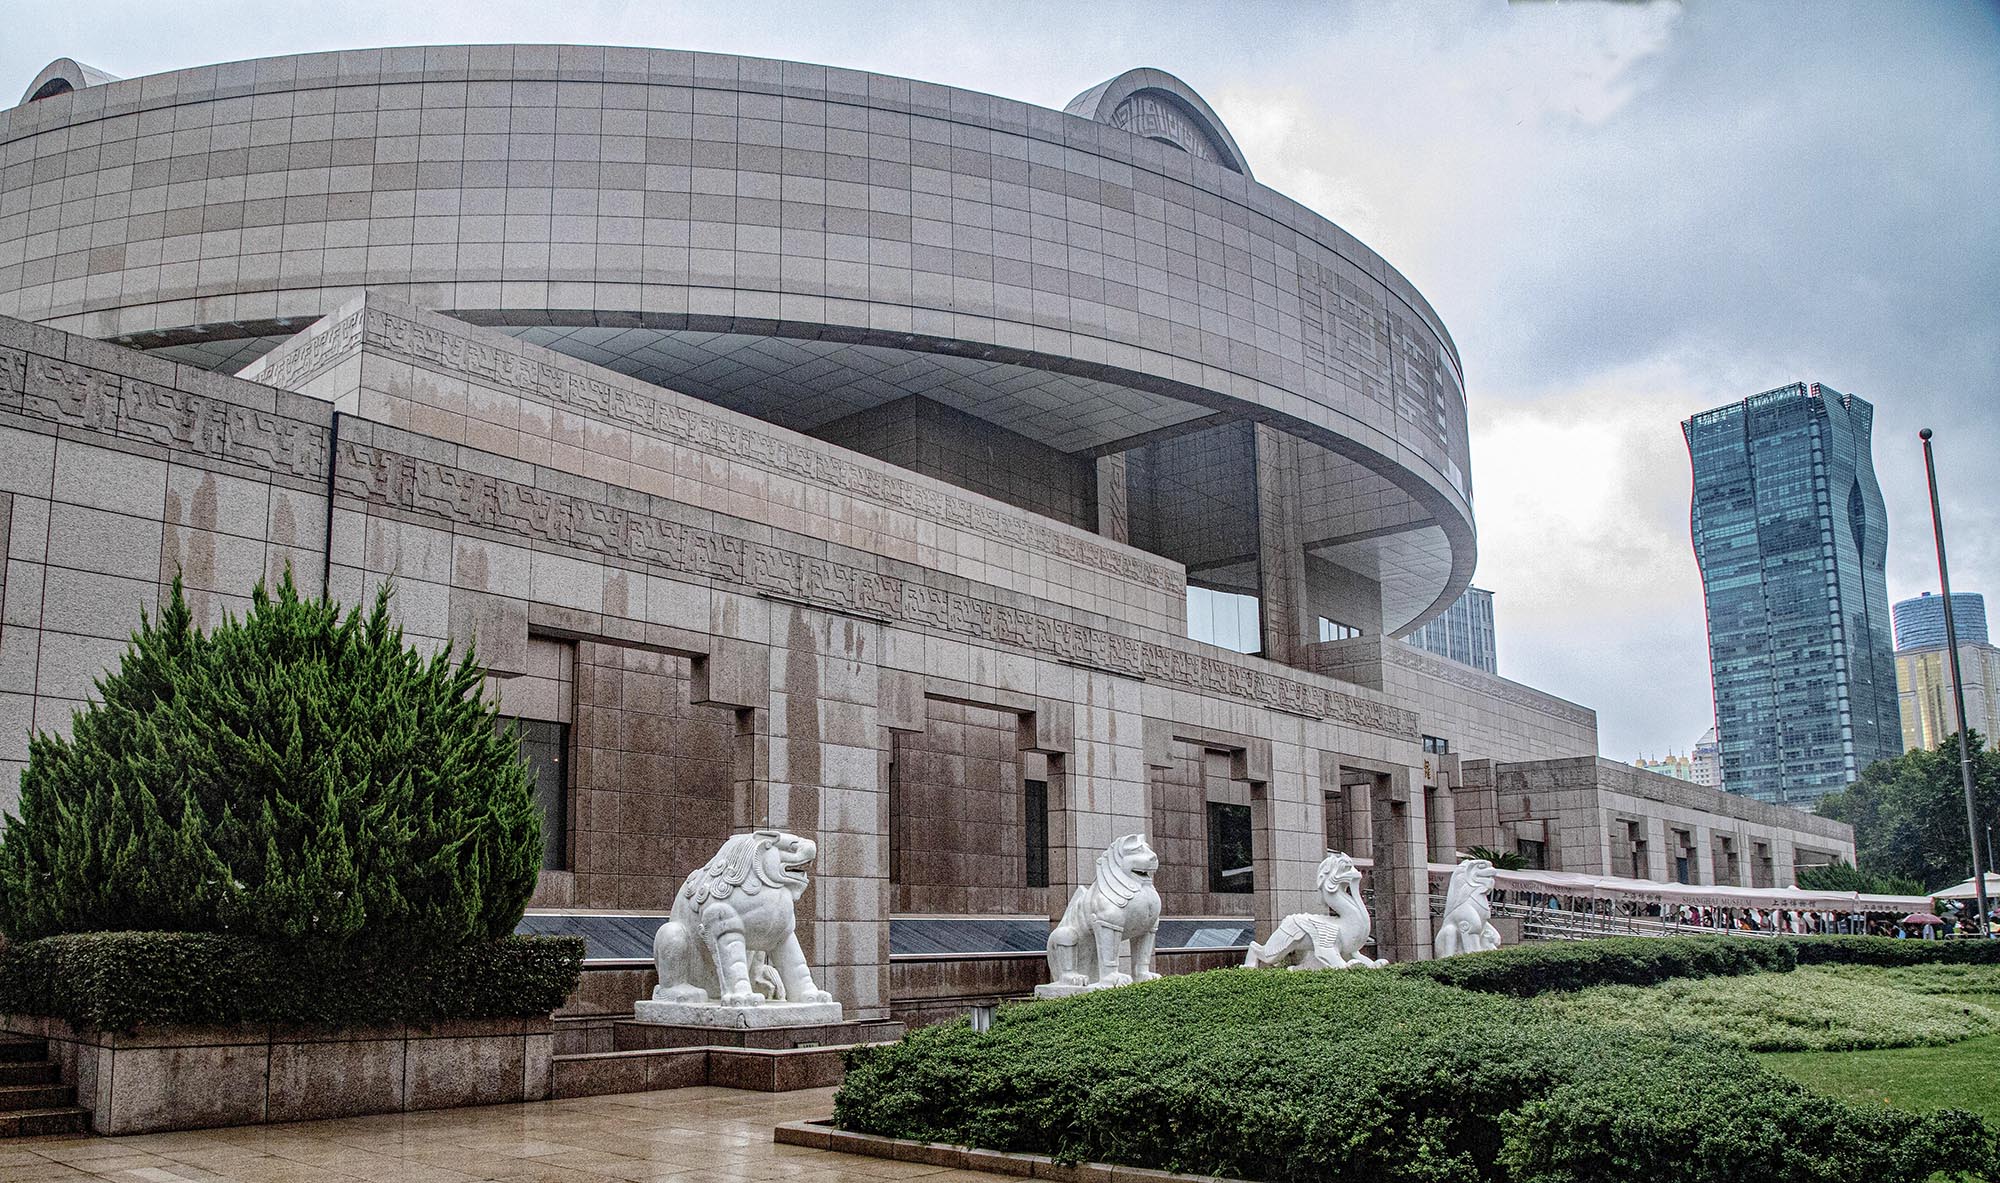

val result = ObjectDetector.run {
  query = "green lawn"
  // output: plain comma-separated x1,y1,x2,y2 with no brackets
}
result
1535,963,2000,1051
1762,1034,2000,1125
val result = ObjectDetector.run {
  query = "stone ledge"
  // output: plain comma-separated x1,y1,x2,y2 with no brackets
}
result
773,1121,1252,1183
4,1013,555,1134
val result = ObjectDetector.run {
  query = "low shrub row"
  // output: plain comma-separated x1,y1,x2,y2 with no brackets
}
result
0,930,584,1032
834,968,1997,1183
1783,935,2000,967
1392,935,1796,996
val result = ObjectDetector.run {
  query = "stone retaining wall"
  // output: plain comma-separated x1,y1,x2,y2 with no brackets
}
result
2,1014,553,1134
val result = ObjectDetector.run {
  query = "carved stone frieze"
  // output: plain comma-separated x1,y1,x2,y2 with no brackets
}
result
3,346,329,479
337,440,1418,737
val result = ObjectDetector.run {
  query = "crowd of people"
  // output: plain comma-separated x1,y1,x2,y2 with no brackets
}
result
1494,889,2000,940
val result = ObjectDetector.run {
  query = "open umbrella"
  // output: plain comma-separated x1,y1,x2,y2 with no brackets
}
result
1902,912,1945,926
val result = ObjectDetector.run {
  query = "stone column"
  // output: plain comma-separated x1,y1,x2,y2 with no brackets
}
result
1253,424,1311,668
1095,453,1130,545
758,607,893,1019
1369,766,1434,963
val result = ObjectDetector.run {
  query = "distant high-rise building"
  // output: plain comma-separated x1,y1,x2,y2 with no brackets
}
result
1692,726,1722,788
1406,586,1497,674
1684,382,1899,807
1896,639,2000,752
1635,752,1695,781
1893,592,1987,651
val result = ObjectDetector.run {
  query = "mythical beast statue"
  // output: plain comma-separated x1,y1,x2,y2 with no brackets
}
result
643,830,841,1025
1036,834,1163,996
1243,851,1386,970
1433,857,1503,958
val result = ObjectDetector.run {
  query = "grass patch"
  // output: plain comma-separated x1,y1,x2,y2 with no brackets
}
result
1762,1035,2000,1126
1536,964,2000,1052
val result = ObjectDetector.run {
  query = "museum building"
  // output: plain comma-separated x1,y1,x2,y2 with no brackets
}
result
0,48,1853,1030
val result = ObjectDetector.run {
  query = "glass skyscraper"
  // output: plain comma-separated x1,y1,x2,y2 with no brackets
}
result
1406,586,1497,674
1684,383,1900,807
1893,592,1988,650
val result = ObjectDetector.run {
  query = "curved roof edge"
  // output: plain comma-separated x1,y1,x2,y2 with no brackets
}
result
19,58,120,105
1065,67,1252,179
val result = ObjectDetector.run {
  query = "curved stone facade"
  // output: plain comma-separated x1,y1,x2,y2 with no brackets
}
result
0,46,1472,634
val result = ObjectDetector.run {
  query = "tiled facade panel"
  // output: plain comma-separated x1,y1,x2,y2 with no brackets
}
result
569,641,735,910
1306,637,1598,763
1148,740,1255,918
889,699,1041,916
0,318,333,814
812,395,1094,532
1127,420,1260,592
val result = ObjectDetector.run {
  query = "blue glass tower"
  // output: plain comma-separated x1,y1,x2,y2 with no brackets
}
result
1893,592,1987,651
1406,587,1497,674
1684,383,1900,807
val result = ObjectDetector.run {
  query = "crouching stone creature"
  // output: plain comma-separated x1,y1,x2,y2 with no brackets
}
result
651,830,835,1007
1432,857,1503,958
1244,851,1386,970
1037,834,1163,995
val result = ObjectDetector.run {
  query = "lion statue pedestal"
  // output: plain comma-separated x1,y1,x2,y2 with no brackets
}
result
1244,851,1386,970
636,830,843,1029
1035,834,1162,998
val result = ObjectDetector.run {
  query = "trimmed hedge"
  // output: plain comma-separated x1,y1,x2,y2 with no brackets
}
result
0,930,584,1032
1393,935,1796,996
834,969,1995,1183
1784,935,2000,967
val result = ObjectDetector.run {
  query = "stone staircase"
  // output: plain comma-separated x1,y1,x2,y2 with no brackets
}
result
0,1036,89,1137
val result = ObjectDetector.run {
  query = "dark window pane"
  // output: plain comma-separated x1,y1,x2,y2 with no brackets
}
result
1516,838,1547,870
1207,801,1253,894
500,716,569,872
1024,779,1049,888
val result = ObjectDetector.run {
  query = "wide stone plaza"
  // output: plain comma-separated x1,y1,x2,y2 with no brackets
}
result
0,1087,875,1183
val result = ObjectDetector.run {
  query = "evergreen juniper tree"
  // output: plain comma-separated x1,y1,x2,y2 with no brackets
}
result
0,571,543,952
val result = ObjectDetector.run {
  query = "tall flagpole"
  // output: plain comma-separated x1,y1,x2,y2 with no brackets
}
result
1919,428,1989,935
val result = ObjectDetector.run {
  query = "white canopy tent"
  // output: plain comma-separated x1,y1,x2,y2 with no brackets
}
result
1425,863,1931,914
1931,872,2000,902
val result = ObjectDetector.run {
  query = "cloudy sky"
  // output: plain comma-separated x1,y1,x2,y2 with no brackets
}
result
7,1,1997,761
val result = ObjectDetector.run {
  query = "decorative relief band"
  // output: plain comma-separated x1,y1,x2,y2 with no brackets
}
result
3,346,329,478
338,439,1416,737
334,307,1185,596
242,310,365,394
1382,641,1595,728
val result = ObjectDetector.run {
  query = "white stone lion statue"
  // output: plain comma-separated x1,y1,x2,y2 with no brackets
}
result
1244,851,1386,970
1433,856,1503,958
651,830,835,1008
1037,833,1162,996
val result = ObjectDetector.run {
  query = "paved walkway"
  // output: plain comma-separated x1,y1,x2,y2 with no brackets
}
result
0,1089,1003,1183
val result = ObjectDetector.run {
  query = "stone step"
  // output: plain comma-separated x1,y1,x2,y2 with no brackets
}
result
0,1083,75,1112
0,1039,46,1064
0,1062,56,1087
0,1107,89,1138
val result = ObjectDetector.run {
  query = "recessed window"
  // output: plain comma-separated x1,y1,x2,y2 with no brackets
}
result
1187,586,1262,654
1024,778,1049,889
500,716,569,871
1317,617,1363,642
1206,801,1253,894
1515,838,1547,870
1422,735,1451,754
